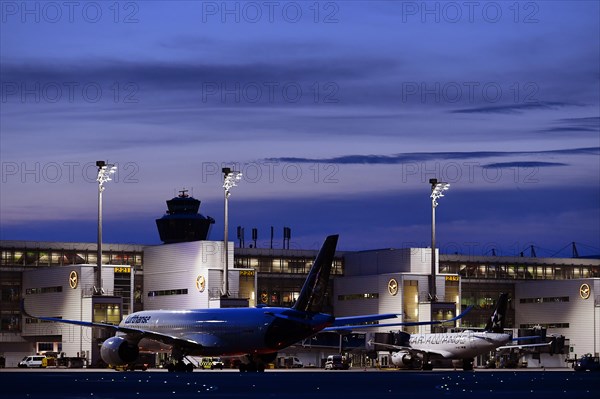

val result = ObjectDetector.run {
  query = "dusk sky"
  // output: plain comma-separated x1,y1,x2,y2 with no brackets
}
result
1,1,599,256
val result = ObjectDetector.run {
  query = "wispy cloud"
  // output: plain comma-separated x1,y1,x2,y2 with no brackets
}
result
266,147,599,165
483,161,568,169
539,116,600,134
450,102,582,114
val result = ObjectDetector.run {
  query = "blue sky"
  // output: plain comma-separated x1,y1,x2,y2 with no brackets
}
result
1,1,599,255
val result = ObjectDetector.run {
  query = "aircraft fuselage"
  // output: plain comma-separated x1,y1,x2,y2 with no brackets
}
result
119,307,334,357
407,330,511,359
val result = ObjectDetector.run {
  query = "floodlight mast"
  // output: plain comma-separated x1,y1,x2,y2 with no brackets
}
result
222,167,242,297
96,161,117,296
429,178,450,302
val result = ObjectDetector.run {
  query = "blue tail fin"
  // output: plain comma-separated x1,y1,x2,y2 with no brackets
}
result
293,235,339,313
484,293,509,333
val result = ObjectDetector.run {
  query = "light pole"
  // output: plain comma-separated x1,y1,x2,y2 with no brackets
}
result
429,178,450,302
222,167,242,297
96,161,117,295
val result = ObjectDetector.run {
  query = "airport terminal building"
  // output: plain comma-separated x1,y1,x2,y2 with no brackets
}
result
1,238,598,368
1,194,598,367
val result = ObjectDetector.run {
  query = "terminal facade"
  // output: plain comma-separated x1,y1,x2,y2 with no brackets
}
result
1,239,598,368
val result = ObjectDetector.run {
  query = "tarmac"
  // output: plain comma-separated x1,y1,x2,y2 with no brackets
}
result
0,368,598,399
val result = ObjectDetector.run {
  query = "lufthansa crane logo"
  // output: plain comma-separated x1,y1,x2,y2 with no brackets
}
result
196,275,206,292
580,283,591,300
388,278,398,296
68,271,78,289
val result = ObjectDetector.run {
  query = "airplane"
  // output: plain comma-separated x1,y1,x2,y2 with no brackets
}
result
370,293,549,371
23,234,466,372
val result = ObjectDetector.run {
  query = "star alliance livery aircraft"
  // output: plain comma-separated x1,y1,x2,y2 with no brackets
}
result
23,235,465,372
372,293,549,371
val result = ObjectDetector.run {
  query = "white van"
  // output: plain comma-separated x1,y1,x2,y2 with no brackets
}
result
324,355,349,370
18,355,46,368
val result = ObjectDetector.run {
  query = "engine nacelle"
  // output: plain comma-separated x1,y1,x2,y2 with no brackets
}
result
391,351,423,369
100,336,139,366
391,351,414,367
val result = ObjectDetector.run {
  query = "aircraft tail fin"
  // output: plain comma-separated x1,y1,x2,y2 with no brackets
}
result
293,234,339,313
484,293,509,333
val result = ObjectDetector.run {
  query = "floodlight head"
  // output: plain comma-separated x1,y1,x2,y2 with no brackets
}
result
223,170,242,193
97,162,117,190
430,182,450,207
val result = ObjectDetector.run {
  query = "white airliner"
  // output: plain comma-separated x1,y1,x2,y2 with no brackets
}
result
371,293,549,370
24,235,467,372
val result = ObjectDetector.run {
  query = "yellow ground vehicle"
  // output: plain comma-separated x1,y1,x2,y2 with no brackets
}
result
200,357,224,370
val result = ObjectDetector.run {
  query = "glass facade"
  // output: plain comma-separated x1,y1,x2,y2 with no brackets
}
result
460,282,515,329
440,261,599,280
235,250,343,314
93,303,121,325
0,247,142,268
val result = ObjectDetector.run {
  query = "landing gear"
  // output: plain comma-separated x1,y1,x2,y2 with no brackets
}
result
238,353,274,372
238,361,266,372
408,357,423,370
462,358,474,371
166,349,195,373
166,360,194,373
421,355,433,371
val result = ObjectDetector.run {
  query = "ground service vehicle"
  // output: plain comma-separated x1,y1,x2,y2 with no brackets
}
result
44,352,85,368
18,355,46,368
277,356,303,368
573,354,600,371
201,357,224,370
325,355,349,370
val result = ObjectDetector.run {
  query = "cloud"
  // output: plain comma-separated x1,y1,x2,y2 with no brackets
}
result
482,162,568,169
539,116,600,134
450,102,582,114
265,147,599,165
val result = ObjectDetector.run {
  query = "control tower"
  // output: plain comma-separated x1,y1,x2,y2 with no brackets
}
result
156,190,215,243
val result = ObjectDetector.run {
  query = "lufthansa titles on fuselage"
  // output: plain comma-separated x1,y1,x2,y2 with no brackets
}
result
124,315,152,324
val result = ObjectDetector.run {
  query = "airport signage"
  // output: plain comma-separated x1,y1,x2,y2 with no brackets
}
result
114,267,131,273
579,283,590,300
68,271,78,289
196,275,206,292
388,278,398,296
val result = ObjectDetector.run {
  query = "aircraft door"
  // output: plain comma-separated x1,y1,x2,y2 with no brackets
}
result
469,333,476,349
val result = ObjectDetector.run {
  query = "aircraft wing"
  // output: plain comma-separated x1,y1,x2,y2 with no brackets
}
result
21,301,205,350
331,314,399,327
322,305,473,332
368,341,454,358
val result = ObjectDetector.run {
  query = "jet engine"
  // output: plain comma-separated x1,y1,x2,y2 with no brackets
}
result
100,336,139,366
391,350,414,367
